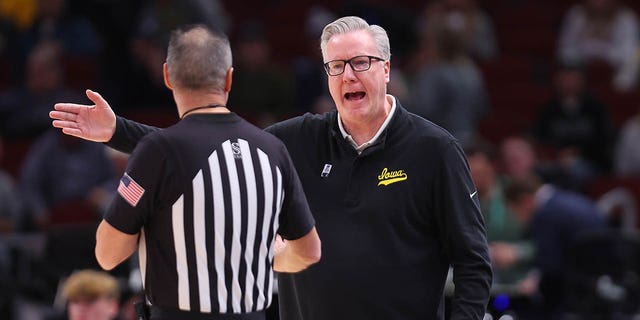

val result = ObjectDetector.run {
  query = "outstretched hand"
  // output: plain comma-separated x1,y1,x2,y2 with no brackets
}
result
49,89,117,142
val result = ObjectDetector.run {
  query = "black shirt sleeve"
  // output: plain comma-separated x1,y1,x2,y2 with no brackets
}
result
106,116,162,154
105,135,171,234
433,140,492,320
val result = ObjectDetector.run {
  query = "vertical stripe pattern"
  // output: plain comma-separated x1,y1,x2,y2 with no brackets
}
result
239,140,258,312
172,195,190,310
209,151,228,313
169,139,284,314
221,141,243,313
255,150,274,309
193,170,211,312
267,168,283,307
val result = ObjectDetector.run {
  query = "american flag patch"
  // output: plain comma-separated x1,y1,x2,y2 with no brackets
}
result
117,173,145,207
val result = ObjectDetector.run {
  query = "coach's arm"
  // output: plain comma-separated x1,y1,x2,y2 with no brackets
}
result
274,227,321,273
95,219,139,270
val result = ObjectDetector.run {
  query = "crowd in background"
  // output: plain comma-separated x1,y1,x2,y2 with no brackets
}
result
0,0,639,319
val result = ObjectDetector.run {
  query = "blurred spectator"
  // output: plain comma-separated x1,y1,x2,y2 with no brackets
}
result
18,129,117,230
408,25,489,147
466,142,534,291
126,0,229,109
416,0,498,62
557,0,640,91
0,136,22,232
58,269,120,320
0,135,24,317
388,69,411,106
292,5,334,114
532,63,616,191
613,106,640,176
228,21,294,127
135,0,229,41
499,135,578,191
499,136,540,181
0,0,36,83
505,175,607,317
87,148,130,214
0,0,37,32
0,39,80,138
339,0,417,64
408,0,445,72
18,0,102,70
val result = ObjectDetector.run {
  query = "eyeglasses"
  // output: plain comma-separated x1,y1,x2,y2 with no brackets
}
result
323,55,385,76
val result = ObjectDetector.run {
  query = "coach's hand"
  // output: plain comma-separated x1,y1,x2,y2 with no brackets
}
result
274,234,287,255
50,89,116,142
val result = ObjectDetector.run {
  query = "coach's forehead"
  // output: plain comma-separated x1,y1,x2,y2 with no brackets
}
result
325,30,376,60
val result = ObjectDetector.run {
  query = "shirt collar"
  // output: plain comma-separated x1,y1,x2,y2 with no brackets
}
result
337,94,397,154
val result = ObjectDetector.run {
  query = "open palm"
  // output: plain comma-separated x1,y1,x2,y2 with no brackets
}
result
50,89,117,142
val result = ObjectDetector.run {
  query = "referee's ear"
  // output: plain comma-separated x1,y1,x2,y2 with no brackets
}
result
163,63,173,90
224,67,233,93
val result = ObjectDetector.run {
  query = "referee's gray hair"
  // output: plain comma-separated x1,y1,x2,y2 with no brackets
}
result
320,16,391,61
166,25,232,91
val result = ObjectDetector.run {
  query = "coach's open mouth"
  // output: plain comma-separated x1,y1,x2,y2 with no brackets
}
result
345,92,365,101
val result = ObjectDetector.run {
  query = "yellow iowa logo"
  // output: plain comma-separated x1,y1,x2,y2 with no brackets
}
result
377,167,408,186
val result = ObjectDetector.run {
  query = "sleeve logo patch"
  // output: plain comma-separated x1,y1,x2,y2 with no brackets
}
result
377,167,408,186
321,164,332,177
117,172,146,207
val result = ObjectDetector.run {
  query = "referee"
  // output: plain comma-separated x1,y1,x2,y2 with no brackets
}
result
92,25,321,320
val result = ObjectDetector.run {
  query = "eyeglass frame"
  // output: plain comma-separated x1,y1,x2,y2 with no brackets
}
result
323,55,386,76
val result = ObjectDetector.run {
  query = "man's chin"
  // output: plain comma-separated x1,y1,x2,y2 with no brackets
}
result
338,106,371,123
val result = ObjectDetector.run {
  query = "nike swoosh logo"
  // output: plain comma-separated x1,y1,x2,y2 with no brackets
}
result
469,191,478,199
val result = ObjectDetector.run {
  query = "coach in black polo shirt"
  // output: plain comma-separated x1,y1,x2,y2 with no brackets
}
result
51,16,491,320
52,25,320,320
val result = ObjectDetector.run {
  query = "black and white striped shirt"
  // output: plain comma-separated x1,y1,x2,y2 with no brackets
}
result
105,113,315,316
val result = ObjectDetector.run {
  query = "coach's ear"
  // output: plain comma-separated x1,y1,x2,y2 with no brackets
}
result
163,63,173,90
224,67,233,93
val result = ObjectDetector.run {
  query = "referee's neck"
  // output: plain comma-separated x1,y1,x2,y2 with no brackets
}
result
174,88,230,117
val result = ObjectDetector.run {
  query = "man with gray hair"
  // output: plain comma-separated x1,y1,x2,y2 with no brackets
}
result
271,15,491,320
53,24,321,320
50,17,490,319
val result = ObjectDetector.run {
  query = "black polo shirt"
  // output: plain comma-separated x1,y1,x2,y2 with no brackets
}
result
265,100,491,320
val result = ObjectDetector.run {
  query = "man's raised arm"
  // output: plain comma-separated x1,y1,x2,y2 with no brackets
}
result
50,89,161,153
